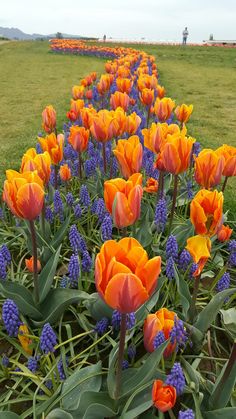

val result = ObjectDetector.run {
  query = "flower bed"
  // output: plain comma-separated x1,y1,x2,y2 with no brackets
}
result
0,40,235,419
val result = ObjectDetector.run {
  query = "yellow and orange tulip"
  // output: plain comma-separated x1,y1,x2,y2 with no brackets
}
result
144,177,158,193
143,308,177,356
190,189,223,236
38,133,64,165
110,91,130,111
175,104,193,124
104,173,143,228
90,110,113,142
125,112,141,135
21,148,51,185
154,97,175,122
95,237,161,313
113,135,143,179
68,126,89,153
42,105,56,133
217,224,233,242
186,235,211,277
216,144,236,177
160,132,195,175
3,170,44,220
139,88,154,107
194,149,225,189
59,164,72,182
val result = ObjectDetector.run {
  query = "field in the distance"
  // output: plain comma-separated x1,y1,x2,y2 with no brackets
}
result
1,40,236,213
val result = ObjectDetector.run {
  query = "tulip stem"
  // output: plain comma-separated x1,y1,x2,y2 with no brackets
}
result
115,313,127,399
222,176,228,193
29,220,39,305
54,165,58,190
168,409,176,419
168,175,178,233
188,274,200,323
146,107,151,128
158,171,164,200
102,142,107,174
78,151,82,179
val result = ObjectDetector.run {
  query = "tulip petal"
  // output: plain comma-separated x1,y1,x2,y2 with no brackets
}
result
136,256,161,295
16,183,44,220
104,273,149,313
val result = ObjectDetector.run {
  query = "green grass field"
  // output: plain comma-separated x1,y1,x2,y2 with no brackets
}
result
0,40,236,212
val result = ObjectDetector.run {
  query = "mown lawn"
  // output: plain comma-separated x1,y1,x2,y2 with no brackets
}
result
0,40,105,175
1,40,236,213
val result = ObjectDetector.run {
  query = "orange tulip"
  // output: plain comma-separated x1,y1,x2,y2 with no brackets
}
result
154,97,175,122
175,104,193,124
42,105,56,133
194,149,225,189
156,84,166,99
110,91,130,112
95,237,161,313
104,173,143,228
38,133,64,165
59,164,71,182
80,107,97,129
68,126,89,153
72,85,85,99
144,308,177,356
18,324,32,355
160,132,195,174
139,88,154,107
144,177,158,193
25,256,41,273
69,99,85,119
97,74,113,95
113,136,143,179
86,89,93,100
216,144,236,177
90,110,113,142
125,112,141,135
3,170,44,220
109,107,127,138
137,75,157,91
217,224,233,242
186,235,211,277
116,77,133,94
21,148,51,185
190,189,223,236
152,380,176,412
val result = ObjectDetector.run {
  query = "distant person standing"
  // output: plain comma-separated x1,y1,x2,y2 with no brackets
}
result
182,27,189,45
103,34,106,43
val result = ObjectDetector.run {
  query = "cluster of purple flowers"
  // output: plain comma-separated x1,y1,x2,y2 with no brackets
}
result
170,316,188,351
166,362,186,395
40,323,57,354
2,299,20,337
0,244,11,280
111,310,136,331
154,198,167,232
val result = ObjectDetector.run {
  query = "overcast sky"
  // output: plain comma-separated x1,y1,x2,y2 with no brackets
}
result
0,0,235,43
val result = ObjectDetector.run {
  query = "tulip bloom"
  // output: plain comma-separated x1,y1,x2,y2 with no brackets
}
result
3,170,44,220
194,149,225,189
216,144,236,177
125,112,141,135
144,308,177,355
217,224,233,242
90,110,114,143
190,189,223,236
38,133,64,165
42,105,56,133
21,148,51,185
152,380,176,413
175,104,193,124
95,237,161,313
25,256,41,273
116,77,133,94
154,97,175,122
104,173,143,228
97,74,113,95
68,126,89,153
80,107,97,129
113,136,143,179
110,91,130,112
186,235,211,277
144,177,158,193
69,99,85,120
139,88,154,107
156,84,166,99
109,107,127,137
18,324,32,355
59,164,72,182
160,133,195,175
72,85,85,99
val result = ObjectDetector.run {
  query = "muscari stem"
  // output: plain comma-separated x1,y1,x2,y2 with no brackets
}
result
115,313,127,399
40,202,46,238
29,220,39,304
102,142,107,174
222,176,228,193
168,174,178,232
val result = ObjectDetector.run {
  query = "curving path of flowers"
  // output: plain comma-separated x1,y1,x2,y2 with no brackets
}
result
0,39,236,419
